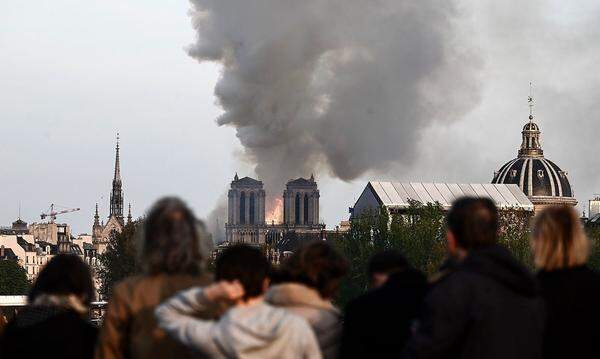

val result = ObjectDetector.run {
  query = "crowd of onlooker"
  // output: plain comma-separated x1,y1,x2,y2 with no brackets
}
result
1,196,599,359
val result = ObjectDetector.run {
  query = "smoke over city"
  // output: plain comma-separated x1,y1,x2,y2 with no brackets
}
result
188,0,482,239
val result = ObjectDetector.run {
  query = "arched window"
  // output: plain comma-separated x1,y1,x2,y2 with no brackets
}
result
240,192,246,224
304,193,309,224
249,192,256,225
295,193,301,225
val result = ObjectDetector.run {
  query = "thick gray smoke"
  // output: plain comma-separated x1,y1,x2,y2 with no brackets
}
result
189,0,481,187
190,0,482,240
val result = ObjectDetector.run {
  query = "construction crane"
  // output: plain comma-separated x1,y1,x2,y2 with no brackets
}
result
40,204,80,223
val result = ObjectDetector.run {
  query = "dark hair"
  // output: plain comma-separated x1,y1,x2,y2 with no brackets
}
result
215,245,270,300
447,197,498,249
142,197,204,275
367,250,408,278
280,241,348,298
28,254,94,305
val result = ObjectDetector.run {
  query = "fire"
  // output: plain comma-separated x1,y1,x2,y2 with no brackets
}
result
265,198,283,224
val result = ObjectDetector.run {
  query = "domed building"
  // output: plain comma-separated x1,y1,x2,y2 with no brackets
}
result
492,94,577,211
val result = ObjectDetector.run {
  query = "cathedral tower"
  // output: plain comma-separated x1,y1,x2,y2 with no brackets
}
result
283,175,320,226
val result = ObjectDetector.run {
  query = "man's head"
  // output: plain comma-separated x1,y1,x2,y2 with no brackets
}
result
215,245,270,300
446,197,499,256
367,250,408,288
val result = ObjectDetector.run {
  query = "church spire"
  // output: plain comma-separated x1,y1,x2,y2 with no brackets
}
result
127,203,132,224
94,203,100,226
114,133,121,183
110,133,124,223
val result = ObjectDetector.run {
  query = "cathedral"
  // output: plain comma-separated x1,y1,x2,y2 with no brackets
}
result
225,174,323,244
92,135,133,254
492,91,577,211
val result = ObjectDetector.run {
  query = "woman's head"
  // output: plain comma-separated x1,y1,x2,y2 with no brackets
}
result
532,205,590,271
29,254,94,305
141,197,207,275
280,241,348,299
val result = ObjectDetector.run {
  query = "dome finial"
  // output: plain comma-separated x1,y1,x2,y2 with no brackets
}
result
528,82,534,122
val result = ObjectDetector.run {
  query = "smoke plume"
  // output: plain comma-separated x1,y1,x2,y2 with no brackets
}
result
190,0,482,240
189,0,481,184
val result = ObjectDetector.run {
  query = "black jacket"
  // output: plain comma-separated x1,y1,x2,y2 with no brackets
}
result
341,268,427,359
0,306,97,359
403,245,545,359
537,266,600,359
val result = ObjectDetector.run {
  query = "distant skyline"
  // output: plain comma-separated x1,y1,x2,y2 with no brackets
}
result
2,1,600,235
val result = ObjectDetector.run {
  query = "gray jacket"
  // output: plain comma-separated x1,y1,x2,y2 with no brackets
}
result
155,287,322,359
266,283,342,359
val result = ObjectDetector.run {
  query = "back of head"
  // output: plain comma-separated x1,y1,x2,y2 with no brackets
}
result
29,254,94,306
216,245,270,300
532,205,589,271
280,241,348,299
368,249,408,277
447,197,499,250
142,197,205,275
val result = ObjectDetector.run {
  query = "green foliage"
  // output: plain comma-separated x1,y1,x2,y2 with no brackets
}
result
585,226,600,270
334,204,534,307
0,260,29,295
498,209,533,268
334,202,446,307
98,222,139,298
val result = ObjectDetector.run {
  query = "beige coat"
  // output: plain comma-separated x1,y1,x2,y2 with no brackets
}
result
266,283,342,359
95,273,212,359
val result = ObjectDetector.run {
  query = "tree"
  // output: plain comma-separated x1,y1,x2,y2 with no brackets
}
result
334,203,536,307
98,222,139,298
0,260,29,295
333,202,446,307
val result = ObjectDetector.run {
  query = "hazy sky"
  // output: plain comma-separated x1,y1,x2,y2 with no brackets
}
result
1,1,599,235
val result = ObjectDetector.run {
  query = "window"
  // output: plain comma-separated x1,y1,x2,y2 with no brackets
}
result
537,170,544,178
249,192,255,225
295,193,301,225
511,170,518,178
304,193,309,224
239,192,246,224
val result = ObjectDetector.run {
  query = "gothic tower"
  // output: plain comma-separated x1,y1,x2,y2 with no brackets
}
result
283,175,320,226
226,174,266,243
109,134,124,224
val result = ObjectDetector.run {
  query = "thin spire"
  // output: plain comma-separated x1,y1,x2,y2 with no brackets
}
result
127,203,132,224
94,203,100,226
528,82,534,122
114,132,121,182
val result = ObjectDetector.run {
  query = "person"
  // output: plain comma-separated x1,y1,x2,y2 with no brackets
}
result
0,254,97,359
403,197,545,359
96,197,214,359
155,244,322,359
340,250,426,359
266,241,348,358
531,205,600,359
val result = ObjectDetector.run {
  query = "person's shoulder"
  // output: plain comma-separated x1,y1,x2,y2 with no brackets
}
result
113,274,146,293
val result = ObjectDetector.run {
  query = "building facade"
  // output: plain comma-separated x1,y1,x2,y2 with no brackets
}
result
350,182,534,219
283,175,320,227
225,174,267,243
225,174,324,245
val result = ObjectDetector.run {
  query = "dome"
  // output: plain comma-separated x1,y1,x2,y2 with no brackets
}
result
492,157,573,198
492,96,576,207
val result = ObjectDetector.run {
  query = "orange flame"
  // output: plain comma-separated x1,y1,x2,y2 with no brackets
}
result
265,198,283,224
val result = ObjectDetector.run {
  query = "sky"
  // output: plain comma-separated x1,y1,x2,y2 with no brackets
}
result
1,1,599,236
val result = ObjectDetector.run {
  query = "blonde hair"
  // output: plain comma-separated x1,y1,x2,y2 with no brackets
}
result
532,205,590,271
